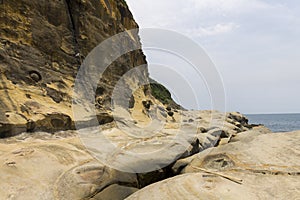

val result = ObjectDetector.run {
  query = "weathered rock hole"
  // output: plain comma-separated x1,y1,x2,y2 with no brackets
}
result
95,98,103,108
29,70,42,82
203,154,235,170
166,106,172,111
46,88,63,103
167,111,174,117
27,120,36,132
188,119,194,123
97,114,114,125
96,87,105,96
198,127,207,133
219,130,229,138
56,81,67,89
142,100,151,110
129,95,135,109
51,118,65,128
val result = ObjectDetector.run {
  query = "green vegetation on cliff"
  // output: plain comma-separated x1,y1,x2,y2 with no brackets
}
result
150,78,182,109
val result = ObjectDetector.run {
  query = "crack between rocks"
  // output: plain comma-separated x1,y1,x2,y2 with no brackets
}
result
83,181,138,199
246,169,300,176
64,0,80,62
231,168,300,176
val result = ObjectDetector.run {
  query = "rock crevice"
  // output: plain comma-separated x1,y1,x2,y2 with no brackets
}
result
64,0,80,58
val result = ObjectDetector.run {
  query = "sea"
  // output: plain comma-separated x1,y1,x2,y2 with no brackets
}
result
245,113,300,133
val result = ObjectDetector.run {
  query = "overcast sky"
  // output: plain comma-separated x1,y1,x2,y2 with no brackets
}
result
126,0,300,114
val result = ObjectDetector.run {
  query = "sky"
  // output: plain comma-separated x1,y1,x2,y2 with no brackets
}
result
126,0,300,114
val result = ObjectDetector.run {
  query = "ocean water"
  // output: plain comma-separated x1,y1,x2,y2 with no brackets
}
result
246,113,300,133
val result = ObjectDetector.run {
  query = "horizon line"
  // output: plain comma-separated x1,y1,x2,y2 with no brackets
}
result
244,112,300,115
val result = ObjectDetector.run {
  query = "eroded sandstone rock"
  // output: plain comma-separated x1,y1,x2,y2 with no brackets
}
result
0,110,253,199
127,131,300,200
0,0,149,136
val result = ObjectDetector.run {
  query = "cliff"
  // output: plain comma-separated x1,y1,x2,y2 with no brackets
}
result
0,0,149,137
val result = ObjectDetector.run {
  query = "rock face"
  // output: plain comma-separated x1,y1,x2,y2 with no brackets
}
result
0,111,254,199
126,130,300,200
0,0,149,137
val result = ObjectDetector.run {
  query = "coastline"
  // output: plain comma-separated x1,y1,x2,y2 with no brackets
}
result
246,113,300,132
0,111,299,199
0,0,299,199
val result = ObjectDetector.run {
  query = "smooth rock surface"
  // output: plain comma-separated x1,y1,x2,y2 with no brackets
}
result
0,110,251,199
126,131,300,200
0,131,139,200
126,171,299,200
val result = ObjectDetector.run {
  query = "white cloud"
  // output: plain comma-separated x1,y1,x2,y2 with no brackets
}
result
126,0,300,113
186,23,239,37
186,0,272,14
126,0,276,36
